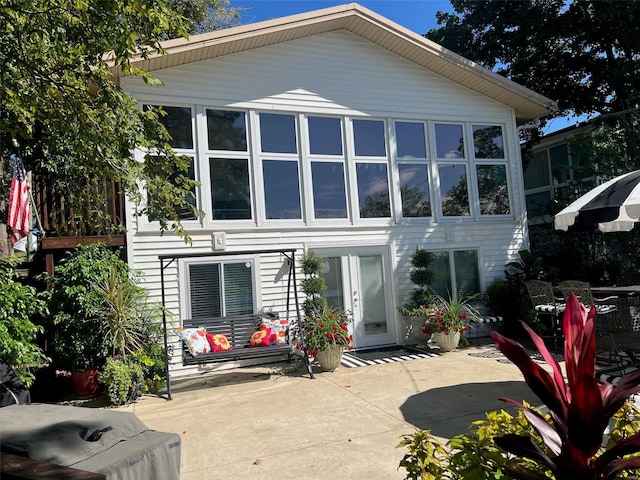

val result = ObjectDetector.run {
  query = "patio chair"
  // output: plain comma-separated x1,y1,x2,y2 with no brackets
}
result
604,295,640,366
558,280,621,360
524,280,565,351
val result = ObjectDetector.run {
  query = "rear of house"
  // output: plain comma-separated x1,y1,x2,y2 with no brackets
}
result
116,3,554,377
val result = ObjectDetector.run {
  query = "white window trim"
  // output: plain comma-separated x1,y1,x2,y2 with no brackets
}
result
179,255,260,319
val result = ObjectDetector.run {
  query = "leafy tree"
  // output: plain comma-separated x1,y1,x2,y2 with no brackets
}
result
0,0,239,246
0,257,48,386
426,1,640,117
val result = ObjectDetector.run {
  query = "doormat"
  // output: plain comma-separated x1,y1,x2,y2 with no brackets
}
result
341,346,439,368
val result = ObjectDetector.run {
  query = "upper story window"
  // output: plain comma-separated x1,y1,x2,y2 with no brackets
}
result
307,116,347,219
435,123,464,159
395,121,431,218
206,109,252,221
207,110,247,151
258,113,301,220
353,119,386,157
352,118,390,219
435,123,469,217
472,125,509,216
144,105,197,221
260,113,297,154
308,116,343,156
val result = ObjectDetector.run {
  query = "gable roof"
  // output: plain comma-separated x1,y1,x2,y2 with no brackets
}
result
110,2,556,122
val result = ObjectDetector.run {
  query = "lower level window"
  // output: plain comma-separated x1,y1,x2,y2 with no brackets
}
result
187,261,254,318
430,250,479,299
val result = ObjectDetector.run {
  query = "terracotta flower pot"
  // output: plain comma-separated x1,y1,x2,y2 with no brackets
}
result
71,368,100,397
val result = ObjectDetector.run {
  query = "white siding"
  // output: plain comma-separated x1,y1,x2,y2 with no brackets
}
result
122,31,510,122
122,30,528,377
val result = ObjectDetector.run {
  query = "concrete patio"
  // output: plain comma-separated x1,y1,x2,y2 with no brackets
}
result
118,341,547,479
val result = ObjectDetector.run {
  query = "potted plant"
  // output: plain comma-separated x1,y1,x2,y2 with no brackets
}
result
400,247,435,345
423,292,480,352
305,305,352,371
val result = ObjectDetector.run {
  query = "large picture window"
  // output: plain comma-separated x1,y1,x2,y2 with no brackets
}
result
187,260,254,318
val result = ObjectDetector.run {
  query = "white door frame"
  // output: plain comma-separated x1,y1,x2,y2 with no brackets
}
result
313,245,396,349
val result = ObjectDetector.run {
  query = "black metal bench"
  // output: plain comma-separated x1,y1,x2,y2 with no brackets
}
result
181,314,294,365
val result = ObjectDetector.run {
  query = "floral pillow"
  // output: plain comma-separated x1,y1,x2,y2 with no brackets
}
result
249,327,271,347
261,317,290,345
175,327,211,356
206,333,232,352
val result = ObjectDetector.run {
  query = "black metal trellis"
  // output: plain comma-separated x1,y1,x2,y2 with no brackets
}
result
159,248,314,400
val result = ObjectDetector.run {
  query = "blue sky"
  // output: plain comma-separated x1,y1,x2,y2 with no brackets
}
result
228,0,583,134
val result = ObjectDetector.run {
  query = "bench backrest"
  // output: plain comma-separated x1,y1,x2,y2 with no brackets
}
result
183,315,266,350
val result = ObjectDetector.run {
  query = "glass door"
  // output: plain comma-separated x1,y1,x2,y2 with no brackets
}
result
317,247,395,349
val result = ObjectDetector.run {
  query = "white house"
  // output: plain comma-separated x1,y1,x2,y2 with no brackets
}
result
113,3,555,377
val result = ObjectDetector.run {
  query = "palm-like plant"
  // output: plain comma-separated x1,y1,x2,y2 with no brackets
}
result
491,293,640,479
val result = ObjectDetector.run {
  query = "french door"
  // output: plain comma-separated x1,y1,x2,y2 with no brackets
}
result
316,246,395,349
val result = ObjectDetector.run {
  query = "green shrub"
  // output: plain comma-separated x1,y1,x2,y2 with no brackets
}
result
98,356,146,406
0,258,48,386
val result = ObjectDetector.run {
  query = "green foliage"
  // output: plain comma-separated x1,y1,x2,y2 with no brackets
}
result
304,306,352,352
398,400,640,479
98,356,146,406
300,249,328,319
0,1,239,240
401,247,435,317
0,258,48,386
398,429,451,480
427,1,639,116
130,342,168,393
41,244,126,370
94,266,164,357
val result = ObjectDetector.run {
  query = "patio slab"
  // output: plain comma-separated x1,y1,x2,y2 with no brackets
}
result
118,342,546,480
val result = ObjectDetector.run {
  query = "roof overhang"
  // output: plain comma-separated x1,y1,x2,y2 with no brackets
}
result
109,2,556,122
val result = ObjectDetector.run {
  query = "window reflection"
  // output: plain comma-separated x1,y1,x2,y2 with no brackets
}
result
262,160,301,219
210,158,251,220
260,113,297,154
398,164,431,217
476,165,510,215
353,119,386,157
356,163,390,218
472,125,504,159
308,117,342,155
435,123,464,158
311,162,347,218
438,164,469,216
207,110,247,151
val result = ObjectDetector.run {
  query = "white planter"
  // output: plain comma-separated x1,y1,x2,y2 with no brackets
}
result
434,332,461,352
403,315,432,345
315,344,344,371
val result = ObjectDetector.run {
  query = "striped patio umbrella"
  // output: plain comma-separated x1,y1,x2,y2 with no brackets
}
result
554,169,640,232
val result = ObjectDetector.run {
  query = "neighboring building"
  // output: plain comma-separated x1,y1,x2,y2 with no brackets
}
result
523,123,594,226
112,3,555,376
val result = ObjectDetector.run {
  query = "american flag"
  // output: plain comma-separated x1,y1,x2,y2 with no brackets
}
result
8,154,31,244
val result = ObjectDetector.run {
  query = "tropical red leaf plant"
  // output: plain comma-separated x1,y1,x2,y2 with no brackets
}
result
491,292,640,480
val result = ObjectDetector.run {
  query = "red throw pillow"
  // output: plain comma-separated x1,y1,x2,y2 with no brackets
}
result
206,333,232,352
249,328,271,347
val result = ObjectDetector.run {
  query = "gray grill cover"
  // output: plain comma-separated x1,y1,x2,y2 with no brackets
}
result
0,403,180,480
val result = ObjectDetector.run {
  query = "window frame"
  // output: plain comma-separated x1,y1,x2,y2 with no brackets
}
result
392,120,433,222
469,124,512,218
302,114,351,224
180,256,259,319
137,102,202,230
